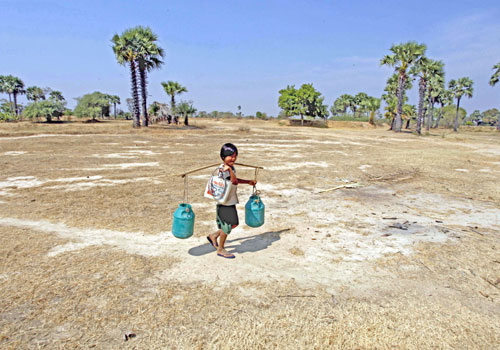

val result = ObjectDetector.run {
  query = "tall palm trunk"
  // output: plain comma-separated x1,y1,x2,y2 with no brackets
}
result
139,68,149,127
184,113,189,126
7,93,13,115
170,95,176,122
300,113,304,126
395,73,405,132
369,111,375,125
129,61,141,128
433,103,444,128
416,78,425,134
13,93,19,116
427,96,434,131
453,97,461,132
497,114,500,131
113,103,117,119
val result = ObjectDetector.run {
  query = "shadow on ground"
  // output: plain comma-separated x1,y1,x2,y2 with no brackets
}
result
188,228,290,256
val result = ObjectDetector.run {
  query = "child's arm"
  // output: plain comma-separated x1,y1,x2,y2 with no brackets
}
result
223,165,239,185
237,178,257,186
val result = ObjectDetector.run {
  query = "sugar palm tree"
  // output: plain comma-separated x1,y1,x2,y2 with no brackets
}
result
353,92,369,117
112,29,141,127
365,97,381,125
489,62,500,131
381,41,427,132
427,75,445,130
26,86,46,103
448,77,474,132
331,94,353,116
411,58,444,134
108,95,120,119
134,26,164,127
0,75,25,116
402,104,417,129
382,73,412,130
161,81,187,120
49,90,65,103
433,87,451,129
0,75,15,115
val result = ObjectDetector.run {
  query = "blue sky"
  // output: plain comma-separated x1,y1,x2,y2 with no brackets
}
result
1,0,499,116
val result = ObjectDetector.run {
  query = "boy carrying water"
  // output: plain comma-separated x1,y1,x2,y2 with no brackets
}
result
207,143,256,259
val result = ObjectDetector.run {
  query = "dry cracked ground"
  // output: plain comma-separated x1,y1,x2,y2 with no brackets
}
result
0,119,499,349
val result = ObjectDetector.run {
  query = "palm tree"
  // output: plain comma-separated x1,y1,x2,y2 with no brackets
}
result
49,90,65,102
433,87,451,129
26,86,46,103
382,73,412,130
365,97,381,125
331,94,353,116
177,101,191,125
489,62,500,131
134,26,164,127
427,75,445,130
402,104,417,129
353,92,369,117
0,75,14,115
411,58,444,134
108,95,121,119
112,28,141,127
0,75,25,116
381,41,427,132
161,81,187,122
449,77,474,132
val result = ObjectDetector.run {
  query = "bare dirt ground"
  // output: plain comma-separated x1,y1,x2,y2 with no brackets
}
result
0,119,499,349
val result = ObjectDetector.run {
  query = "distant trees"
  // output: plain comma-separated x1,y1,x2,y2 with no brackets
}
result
365,97,381,125
108,95,120,119
448,78,474,132
161,81,187,124
176,101,197,126
24,100,65,122
330,94,353,116
26,86,46,102
278,83,328,125
74,91,111,120
490,62,500,131
0,75,25,116
381,41,427,132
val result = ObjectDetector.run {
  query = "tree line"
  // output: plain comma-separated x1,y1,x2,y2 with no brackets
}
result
277,41,500,132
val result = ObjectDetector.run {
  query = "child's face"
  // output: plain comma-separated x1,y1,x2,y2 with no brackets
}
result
223,153,237,166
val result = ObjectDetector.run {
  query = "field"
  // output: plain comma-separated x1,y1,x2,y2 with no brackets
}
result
0,119,499,349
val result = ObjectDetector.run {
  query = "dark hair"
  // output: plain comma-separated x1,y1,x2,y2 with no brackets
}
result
220,143,238,160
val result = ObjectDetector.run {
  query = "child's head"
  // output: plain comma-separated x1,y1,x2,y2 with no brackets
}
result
220,143,238,165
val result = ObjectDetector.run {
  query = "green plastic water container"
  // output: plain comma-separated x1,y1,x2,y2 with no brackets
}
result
172,203,195,239
245,194,265,228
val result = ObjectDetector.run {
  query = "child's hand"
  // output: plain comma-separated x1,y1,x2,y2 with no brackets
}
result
249,180,257,186
223,165,231,172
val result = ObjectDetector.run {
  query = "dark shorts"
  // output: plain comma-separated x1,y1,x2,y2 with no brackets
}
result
216,205,239,234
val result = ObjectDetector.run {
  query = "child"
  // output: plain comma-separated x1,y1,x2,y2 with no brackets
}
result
207,143,256,259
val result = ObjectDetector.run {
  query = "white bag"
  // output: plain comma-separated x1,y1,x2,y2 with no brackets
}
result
204,166,234,205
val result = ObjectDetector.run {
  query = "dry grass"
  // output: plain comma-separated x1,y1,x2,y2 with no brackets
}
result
0,119,499,349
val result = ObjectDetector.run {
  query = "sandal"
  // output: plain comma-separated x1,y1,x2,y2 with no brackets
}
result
217,252,235,259
207,236,218,249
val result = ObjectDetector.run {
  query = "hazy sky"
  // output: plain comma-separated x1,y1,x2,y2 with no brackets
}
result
1,0,499,116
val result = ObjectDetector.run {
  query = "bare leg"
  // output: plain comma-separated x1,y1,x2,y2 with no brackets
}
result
209,229,222,247
217,232,228,253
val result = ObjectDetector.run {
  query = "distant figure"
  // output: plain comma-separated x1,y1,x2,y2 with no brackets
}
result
167,115,172,124
206,143,256,259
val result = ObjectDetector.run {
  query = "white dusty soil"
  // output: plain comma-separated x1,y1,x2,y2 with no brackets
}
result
0,123,499,295
1,181,498,294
